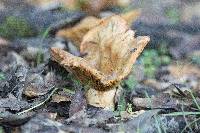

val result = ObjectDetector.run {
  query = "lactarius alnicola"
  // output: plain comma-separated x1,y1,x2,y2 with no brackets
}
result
51,15,150,109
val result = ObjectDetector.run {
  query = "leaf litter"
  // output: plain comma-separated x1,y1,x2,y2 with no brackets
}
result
0,0,200,132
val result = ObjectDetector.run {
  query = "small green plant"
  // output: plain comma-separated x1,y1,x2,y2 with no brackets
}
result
40,27,51,39
76,0,89,9
0,72,5,80
36,50,44,66
140,47,171,78
123,70,138,90
117,93,126,113
140,49,161,78
158,43,171,65
189,52,200,65
165,7,180,24
191,55,200,65
0,126,4,133
63,87,76,94
126,103,133,113
0,16,35,39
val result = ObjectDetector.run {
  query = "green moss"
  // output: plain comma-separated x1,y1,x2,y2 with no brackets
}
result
140,49,171,78
165,7,180,24
191,56,200,65
0,16,35,39
189,52,200,65
123,72,138,90
126,103,133,113
160,55,171,65
76,0,89,9
141,49,160,78
0,72,5,80
63,87,75,94
0,126,4,133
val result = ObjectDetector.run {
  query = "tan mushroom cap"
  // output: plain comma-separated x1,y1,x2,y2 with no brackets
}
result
51,15,150,91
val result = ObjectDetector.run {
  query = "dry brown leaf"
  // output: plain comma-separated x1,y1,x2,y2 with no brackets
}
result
52,15,149,91
51,94,72,103
79,0,131,15
120,9,141,26
28,0,131,13
27,0,77,10
80,0,113,14
168,63,200,79
56,10,141,48
56,16,100,48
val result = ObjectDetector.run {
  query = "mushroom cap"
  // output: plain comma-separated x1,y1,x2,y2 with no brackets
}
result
56,16,100,48
51,15,150,91
56,10,141,48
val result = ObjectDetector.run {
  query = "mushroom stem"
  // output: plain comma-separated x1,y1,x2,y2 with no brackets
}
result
85,87,119,109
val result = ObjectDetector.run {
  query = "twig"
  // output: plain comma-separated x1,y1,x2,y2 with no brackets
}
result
17,87,58,115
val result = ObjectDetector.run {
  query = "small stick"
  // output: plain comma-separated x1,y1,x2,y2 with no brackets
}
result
17,87,58,115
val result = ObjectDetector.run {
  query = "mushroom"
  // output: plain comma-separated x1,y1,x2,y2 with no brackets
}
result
51,15,150,109
56,9,141,48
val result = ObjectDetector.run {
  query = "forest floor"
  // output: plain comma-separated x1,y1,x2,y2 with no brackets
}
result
0,0,200,133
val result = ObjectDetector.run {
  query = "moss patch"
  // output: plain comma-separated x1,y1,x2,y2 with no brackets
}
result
0,16,35,39
165,7,180,24
0,72,5,80
140,49,171,78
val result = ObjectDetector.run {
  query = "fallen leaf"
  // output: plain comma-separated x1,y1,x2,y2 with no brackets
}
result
132,93,178,109
51,94,71,103
0,111,35,126
143,79,171,91
69,90,87,117
78,0,131,15
22,113,105,133
168,63,200,79
111,109,161,133
23,73,54,98
80,0,113,14
66,107,115,127
0,98,29,111
29,0,131,14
